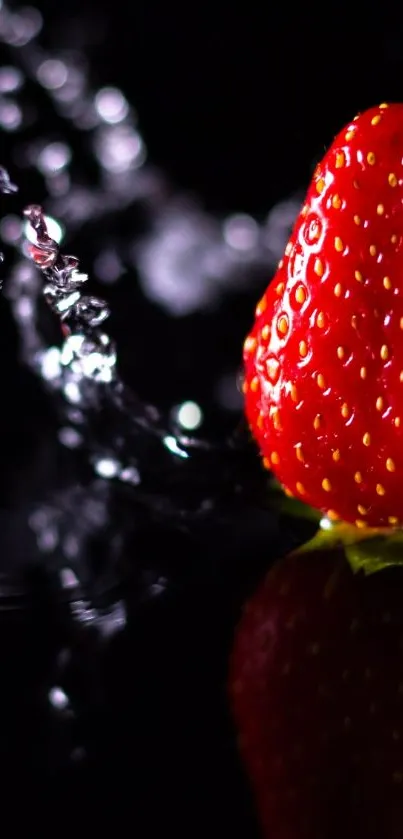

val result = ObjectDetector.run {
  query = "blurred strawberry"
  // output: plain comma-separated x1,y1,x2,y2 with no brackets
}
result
230,545,403,839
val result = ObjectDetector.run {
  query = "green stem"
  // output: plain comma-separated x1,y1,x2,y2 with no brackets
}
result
291,518,403,575
267,476,403,575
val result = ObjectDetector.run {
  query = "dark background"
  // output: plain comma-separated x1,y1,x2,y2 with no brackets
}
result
1,3,403,836
35,5,403,216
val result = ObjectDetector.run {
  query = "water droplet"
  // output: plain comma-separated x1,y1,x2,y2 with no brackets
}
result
49,686,69,711
175,400,203,430
73,295,110,327
37,142,72,175
223,214,259,251
94,456,120,478
94,86,129,124
37,58,68,90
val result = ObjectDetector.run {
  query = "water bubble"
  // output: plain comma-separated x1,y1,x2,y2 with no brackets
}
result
119,465,141,485
176,400,203,430
37,142,72,175
0,214,22,244
58,426,82,448
37,526,58,552
62,533,80,558
24,213,64,245
73,295,110,327
40,347,61,382
15,295,34,320
60,567,79,590
63,381,81,404
49,686,69,711
37,58,68,90
5,7,42,46
223,214,259,251
61,333,116,382
95,86,129,124
0,100,22,131
93,249,123,283
95,125,144,173
52,67,84,104
0,66,23,93
94,456,120,478
44,286,81,318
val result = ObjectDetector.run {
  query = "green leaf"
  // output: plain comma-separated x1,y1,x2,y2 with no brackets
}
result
290,520,366,556
345,532,403,575
290,517,403,576
265,476,403,575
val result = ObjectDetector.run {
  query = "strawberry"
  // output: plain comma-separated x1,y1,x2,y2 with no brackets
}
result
229,548,403,839
244,102,403,528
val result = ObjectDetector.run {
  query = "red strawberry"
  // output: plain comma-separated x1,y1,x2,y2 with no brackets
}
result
230,549,403,839
244,102,403,528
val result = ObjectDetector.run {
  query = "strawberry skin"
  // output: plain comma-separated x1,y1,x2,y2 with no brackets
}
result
244,102,403,528
230,550,403,839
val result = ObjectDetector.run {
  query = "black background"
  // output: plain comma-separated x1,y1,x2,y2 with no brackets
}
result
1,3,403,836
36,5,403,215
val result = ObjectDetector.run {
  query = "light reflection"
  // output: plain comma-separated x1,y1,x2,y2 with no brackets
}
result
94,125,144,173
136,206,222,315
60,567,79,590
40,346,61,381
0,213,22,244
163,435,189,459
176,400,203,430
37,141,72,175
24,213,64,245
119,465,141,485
0,0,314,514
52,66,84,104
93,249,123,283
94,456,120,478
15,295,33,319
0,65,23,92
223,213,259,251
62,533,80,558
0,6,42,47
6,261,38,296
149,577,168,597
98,600,127,638
58,426,82,448
63,381,81,404
46,172,71,197
37,526,58,552
75,347,115,382
0,99,22,130
9,7,42,45
48,686,69,711
37,58,68,90
95,86,129,124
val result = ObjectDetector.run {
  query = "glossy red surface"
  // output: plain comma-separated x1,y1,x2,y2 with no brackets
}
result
244,103,403,527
